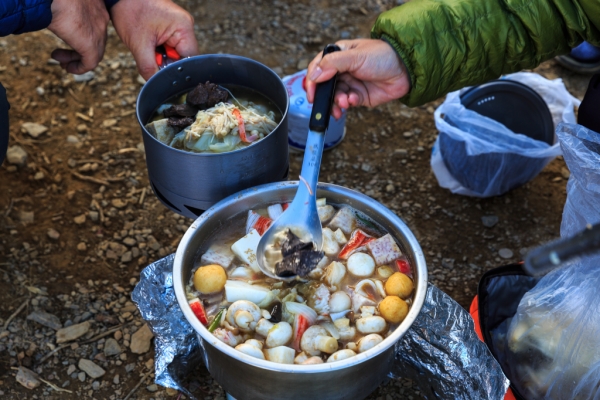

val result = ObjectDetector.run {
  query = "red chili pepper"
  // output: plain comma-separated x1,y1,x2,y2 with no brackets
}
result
232,108,253,143
292,314,310,352
338,229,372,260
189,298,208,325
395,259,411,276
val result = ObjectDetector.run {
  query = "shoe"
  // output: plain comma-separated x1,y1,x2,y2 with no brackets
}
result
555,42,600,74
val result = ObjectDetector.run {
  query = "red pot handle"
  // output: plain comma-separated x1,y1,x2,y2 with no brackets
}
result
155,44,182,69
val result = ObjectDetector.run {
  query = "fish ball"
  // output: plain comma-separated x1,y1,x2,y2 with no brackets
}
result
379,296,409,324
384,272,413,299
347,253,375,277
193,264,227,294
329,291,351,313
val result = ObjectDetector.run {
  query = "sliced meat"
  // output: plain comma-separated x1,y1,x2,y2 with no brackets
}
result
187,81,229,109
167,117,194,130
163,103,198,118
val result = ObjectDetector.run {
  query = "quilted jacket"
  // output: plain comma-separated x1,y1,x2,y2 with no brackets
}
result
0,0,119,37
372,0,600,106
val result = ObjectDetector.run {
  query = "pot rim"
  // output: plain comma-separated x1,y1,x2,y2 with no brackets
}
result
135,54,290,157
173,181,428,373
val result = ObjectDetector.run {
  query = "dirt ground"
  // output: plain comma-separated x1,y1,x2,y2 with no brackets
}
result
0,0,593,399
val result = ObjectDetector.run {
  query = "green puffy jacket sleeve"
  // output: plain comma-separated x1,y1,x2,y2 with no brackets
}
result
371,0,600,107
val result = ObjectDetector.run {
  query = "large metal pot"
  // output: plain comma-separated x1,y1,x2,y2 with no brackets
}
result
136,55,289,219
173,181,428,400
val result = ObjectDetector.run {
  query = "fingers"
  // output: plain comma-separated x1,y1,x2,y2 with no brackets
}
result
51,47,102,75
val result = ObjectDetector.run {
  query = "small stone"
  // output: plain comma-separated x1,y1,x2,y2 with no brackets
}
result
402,131,413,138
146,384,158,392
21,122,48,138
34,171,44,180
36,87,45,96
561,167,571,179
56,321,91,343
77,242,87,251
111,199,127,209
272,66,283,76
103,338,122,357
74,214,86,225
113,374,120,385
92,381,100,390
123,237,136,246
89,211,99,222
66,135,80,143
26,310,62,330
102,119,117,128
385,184,395,193
296,59,309,70
74,71,95,82
78,359,106,379
121,251,133,263
47,228,60,240
166,387,178,396
6,145,27,166
76,124,88,133
16,366,41,389
67,365,77,375
499,248,514,259
393,149,408,158
20,211,34,225
481,215,499,228
130,324,154,354
137,75,146,85
77,372,86,382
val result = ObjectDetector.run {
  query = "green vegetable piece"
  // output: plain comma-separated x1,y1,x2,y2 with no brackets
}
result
208,309,224,332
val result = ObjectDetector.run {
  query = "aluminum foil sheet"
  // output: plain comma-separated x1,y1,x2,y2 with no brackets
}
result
133,255,509,399
391,284,509,399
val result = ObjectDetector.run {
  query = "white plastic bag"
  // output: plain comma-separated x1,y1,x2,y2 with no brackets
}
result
501,123,600,400
432,72,580,197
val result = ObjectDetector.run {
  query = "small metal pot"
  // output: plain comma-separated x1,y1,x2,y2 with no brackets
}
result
136,55,289,219
173,181,428,400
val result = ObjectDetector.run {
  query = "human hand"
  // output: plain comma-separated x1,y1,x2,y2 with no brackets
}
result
48,0,110,74
110,0,199,80
306,39,410,119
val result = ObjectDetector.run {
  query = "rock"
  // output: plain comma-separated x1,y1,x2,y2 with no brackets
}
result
34,171,44,180
6,145,27,166
296,59,309,70
67,364,77,375
20,211,34,225
56,321,91,343
21,122,48,138
76,124,88,133
26,310,62,330
103,338,122,357
147,384,159,392
102,119,118,128
113,374,120,384
47,228,60,240
402,131,413,138
121,251,133,263
78,359,106,379
137,75,146,85
393,149,408,158
78,372,86,382
16,366,41,389
130,323,153,354
561,167,571,179
36,87,45,96
74,71,95,82
66,135,80,144
123,237,136,246
77,242,87,251
499,248,514,259
89,211,99,221
481,215,499,228
111,199,127,209
74,214,86,225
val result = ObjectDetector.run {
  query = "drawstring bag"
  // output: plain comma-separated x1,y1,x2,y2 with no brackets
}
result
431,72,580,197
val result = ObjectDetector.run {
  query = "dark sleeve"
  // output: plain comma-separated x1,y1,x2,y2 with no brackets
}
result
0,0,53,37
104,0,120,10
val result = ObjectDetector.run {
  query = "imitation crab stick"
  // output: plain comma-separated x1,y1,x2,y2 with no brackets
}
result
232,108,258,143
338,229,373,260
189,298,209,325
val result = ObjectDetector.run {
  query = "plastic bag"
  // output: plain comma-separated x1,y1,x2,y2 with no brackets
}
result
499,123,600,399
431,72,580,197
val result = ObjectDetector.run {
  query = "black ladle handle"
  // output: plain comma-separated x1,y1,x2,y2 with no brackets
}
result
524,222,600,276
309,44,341,133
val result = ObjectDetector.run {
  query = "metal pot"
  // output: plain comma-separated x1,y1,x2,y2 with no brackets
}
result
136,55,290,219
173,181,428,400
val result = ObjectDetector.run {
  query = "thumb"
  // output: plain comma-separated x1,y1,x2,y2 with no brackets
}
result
133,42,160,81
167,33,199,58
310,50,364,84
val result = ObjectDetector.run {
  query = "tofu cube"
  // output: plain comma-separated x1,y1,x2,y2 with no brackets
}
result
366,234,403,265
200,243,235,268
231,229,261,272
328,207,356,235
145,119,176,145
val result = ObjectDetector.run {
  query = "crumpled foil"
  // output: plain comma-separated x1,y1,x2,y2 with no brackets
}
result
133,255,509,399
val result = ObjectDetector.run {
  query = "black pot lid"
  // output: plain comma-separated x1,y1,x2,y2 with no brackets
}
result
460,79,555,145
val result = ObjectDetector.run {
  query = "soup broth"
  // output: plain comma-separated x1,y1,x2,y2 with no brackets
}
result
185,199,415,365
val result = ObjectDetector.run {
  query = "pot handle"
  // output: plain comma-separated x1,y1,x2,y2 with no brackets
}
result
155,44,182,69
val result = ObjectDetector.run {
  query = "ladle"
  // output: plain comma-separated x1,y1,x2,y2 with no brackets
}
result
256,44,341,279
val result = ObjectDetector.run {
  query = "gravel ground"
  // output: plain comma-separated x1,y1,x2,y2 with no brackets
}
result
0,0,593,399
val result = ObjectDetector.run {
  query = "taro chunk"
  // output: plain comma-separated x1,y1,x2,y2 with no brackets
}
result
366,234,402,265
200,243,235,268
318,205,335,223
328,207,356,235
231,229,261,272
145,119,176,145
321,228,340,257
